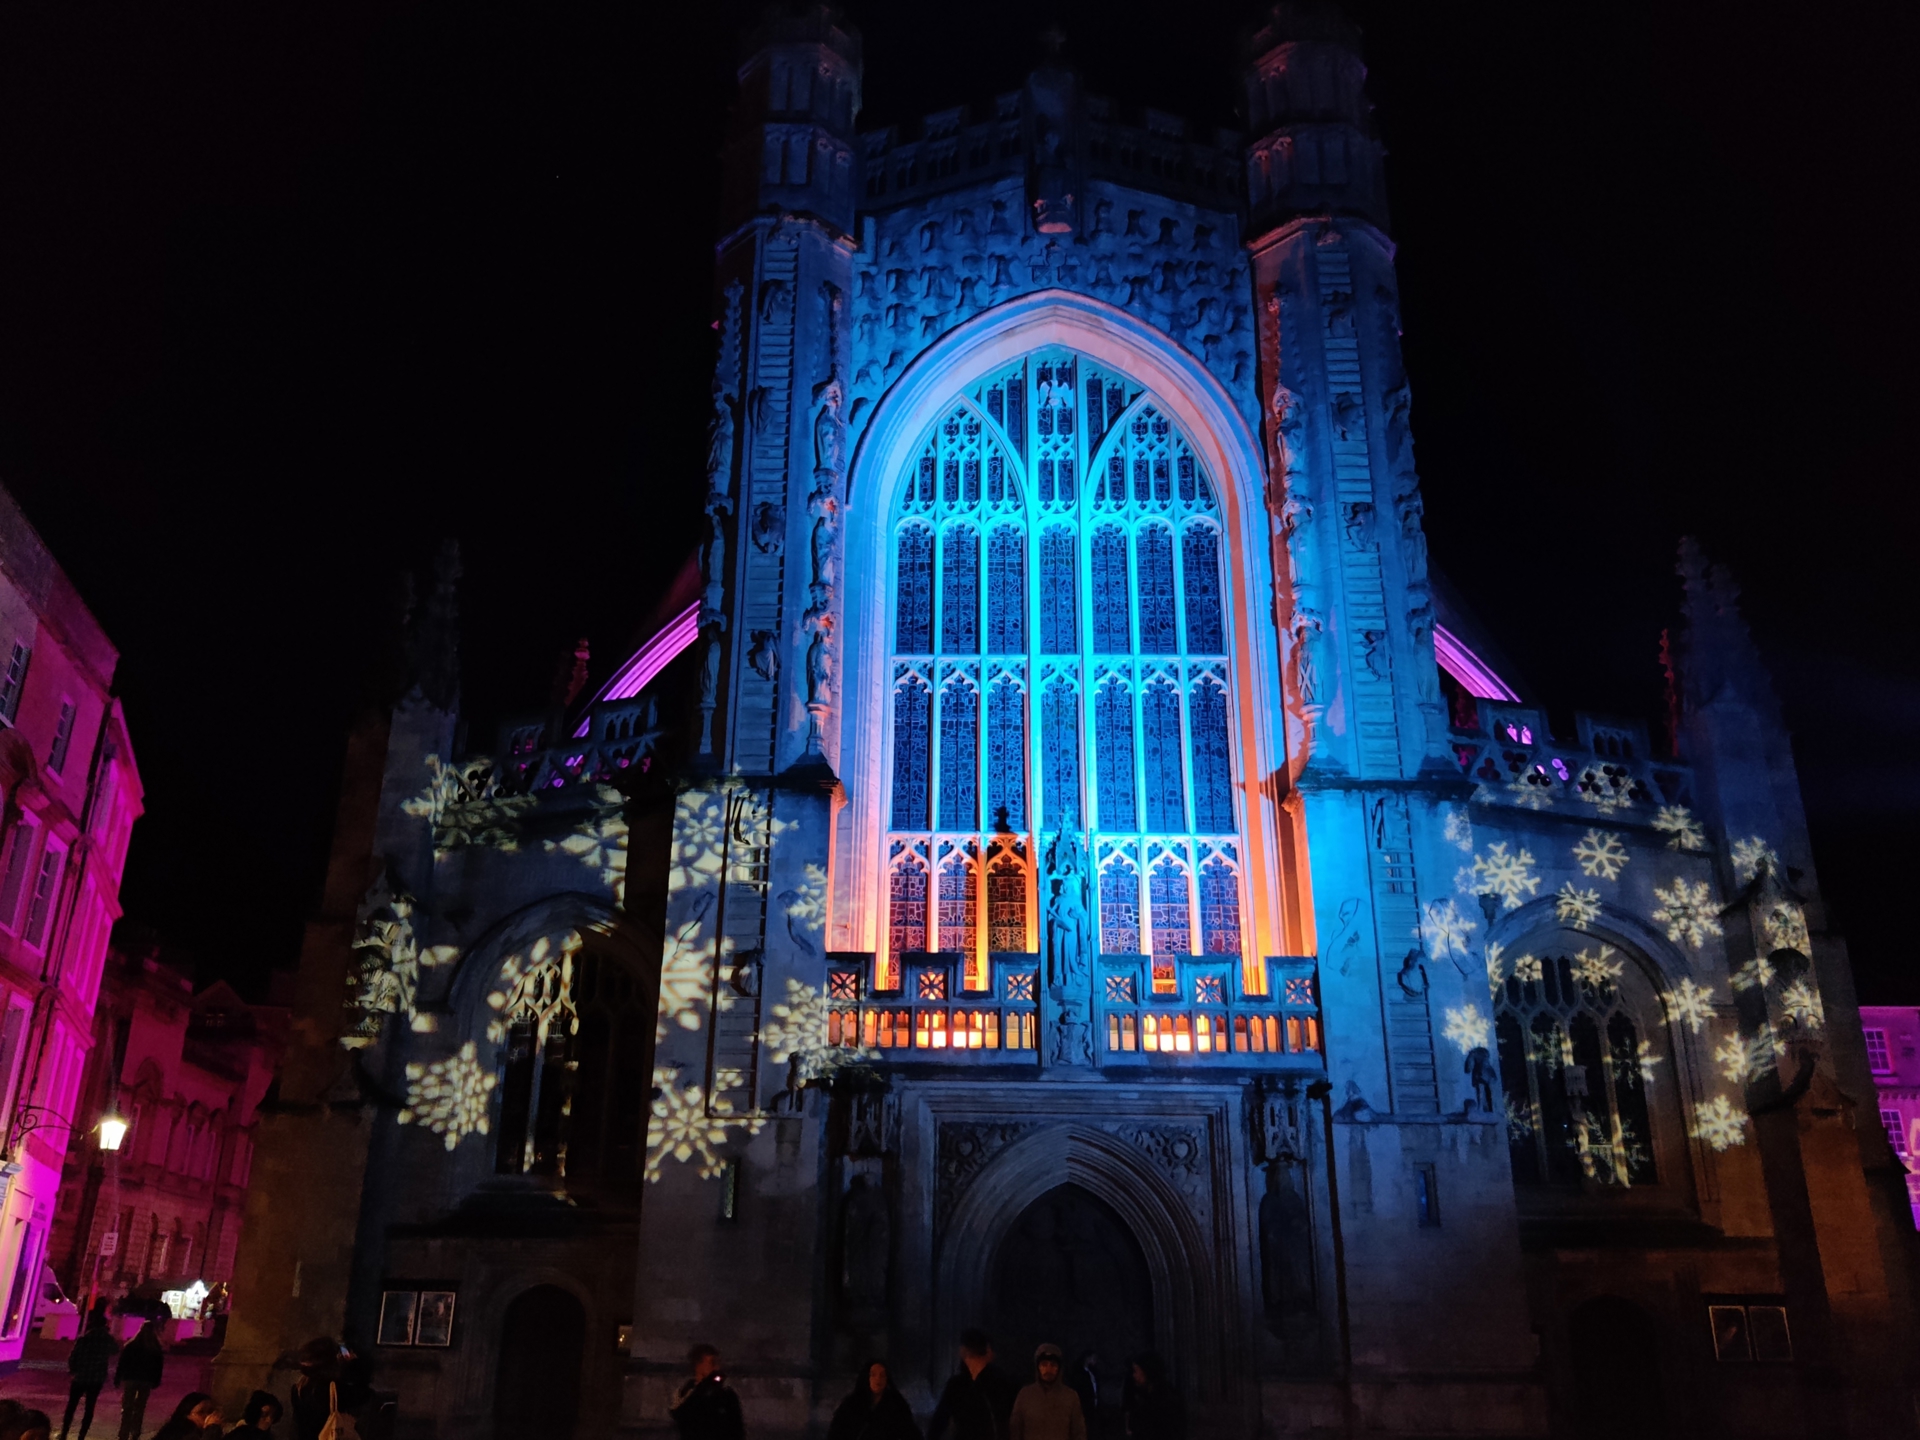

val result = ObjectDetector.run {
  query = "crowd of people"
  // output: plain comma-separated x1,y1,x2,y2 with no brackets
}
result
670,1329,1184,1440
0,1305,366,1440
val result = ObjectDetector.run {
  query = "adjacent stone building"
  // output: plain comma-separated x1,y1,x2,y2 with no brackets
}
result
212,7,1920,1437
0,481,143,1368
47,933,287,1316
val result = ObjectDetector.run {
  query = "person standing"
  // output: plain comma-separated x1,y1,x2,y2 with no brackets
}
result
928,1330,1017,1440
1120,1355,1182,1440
1009,1344,1085,1440
827,1361,920,1440
669,1344,744,1440
60,1309,119,1440
113,1321,165,1440
1064,1355,1098,1440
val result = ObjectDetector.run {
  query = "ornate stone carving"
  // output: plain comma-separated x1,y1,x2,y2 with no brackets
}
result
1104,1122,1211,1225
1251,1077,1308,1166
935,1121,1043,1234
1042,817,1093,996
1290,608,1324,708
751,500,785,555
748,630,778,682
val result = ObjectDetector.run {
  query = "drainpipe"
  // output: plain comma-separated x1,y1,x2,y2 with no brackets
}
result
1312,1079,1355,1440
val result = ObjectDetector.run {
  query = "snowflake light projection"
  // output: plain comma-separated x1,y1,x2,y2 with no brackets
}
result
1554,883,1602,931
669,791,727,895
546,807,629,904
398,1041,497,1151
342,886,458,1048
760,978,876,1082
1730,836,1780,884
1779,979,1825,1031
1652,805,1706,852
1421,899,1478,964
1578,1113,1648,1186
1730,955,1776,994
1513,953,1544,983
1443,808,1474,853
1442,1003,1492,1054
1456,842,1541,910
1613,1037,1662,1086
1503,777,1556,811
657,906,734,1041
1569,944,1623,992
644,1067,765,1182
1485,941,1506,999
401,754,535,854
485,931,581,1046
784,862,829,933
1690,1094,1750,1152
1653,879,1724,949
1505,1096,1539,1142
1572,829,1629,881
1715,1026,1785,1084
1662,978,1717,1034
1764,903,1810,955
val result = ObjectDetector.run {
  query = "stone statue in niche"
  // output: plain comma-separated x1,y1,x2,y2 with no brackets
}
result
704,381,737,499
1465,1046,1497,1115
846,1090,895,1158
840,1168,890,1312
1406,597,1434,655
805,624,832,707
1253,1077,1306,1165
1051,998,1093,1067
1342,501,1375,552
1330,389,1364,443
747,630,778,682
1043,818,1092,994
812,378,845,483
751,501,785,555
1290,608,1324,707
746,386,771,434
757,278,789,323
1359,629,1388,682
1396,948,1429,999
1259,1162,1315,1320
808,514,836,600
1398,494,1429,587
700,508,728,622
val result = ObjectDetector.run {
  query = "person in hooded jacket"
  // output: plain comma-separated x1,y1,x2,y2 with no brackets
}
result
1119,1355,1182,1440
1008,1345,1084,1440
827,1362,921,1440
112,1322,165,1440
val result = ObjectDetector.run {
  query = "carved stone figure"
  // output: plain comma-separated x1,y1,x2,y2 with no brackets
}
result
1043,818,1093,993
805,625,832,706
746,386,771,434
809,514,835,596
751,501,784,555
1342,501,1375,552
1465,1046,1497,1115
1399,494,1430,586
747,630,777,682
704,382,737,501
1396,948,1429,999
1359,629,1388,682
812,378,845,479
1270,383,1306,477
1051,998,1093,1067
700,510,728,618
1254,1077,1306,1165
1291,609,1324,706
757,278,788,322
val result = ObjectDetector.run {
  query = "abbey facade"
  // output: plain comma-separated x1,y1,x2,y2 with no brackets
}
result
211,8,1918,1438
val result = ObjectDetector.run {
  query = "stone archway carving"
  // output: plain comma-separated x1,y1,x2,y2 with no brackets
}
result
934,1121,1229,1401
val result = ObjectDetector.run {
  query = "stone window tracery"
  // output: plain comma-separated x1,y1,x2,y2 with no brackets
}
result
886,350,1246,980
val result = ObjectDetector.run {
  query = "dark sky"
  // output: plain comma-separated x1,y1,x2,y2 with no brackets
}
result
0,2,1914,1001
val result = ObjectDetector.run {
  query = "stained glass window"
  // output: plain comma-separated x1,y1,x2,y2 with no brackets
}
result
1099,853,1141,953
1092,528,1130,652
987,677,1026,831
891,673,931,830
1141,679,1186,832
1182,526,1223,653
1199,855,1241,956
988,527,1024,652
937,846,978,960
897,527,933,653
1137,526,1177,652
886,350,1244,971
1095,678,1137,833
1189,675,1233,833
889,852,928,956
1149,853,1191,959
942,526,979,653
939,675,978,830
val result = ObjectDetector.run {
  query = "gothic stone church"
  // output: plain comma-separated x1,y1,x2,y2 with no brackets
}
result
212,7,1919,1437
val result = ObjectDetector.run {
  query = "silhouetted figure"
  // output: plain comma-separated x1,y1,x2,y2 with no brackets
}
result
670,1344,745,1440
1121,1355,1183,1440
828,1362,921,1440
928,1330,1018,1440
61,1309,119,1440
112,1322,165,1440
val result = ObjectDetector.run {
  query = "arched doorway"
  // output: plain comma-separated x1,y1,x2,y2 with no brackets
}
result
493,1284,586,1438
988,1183,1153,1422
1566,1296,1666,1438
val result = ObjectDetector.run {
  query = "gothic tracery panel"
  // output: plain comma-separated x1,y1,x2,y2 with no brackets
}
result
884,349,1247,974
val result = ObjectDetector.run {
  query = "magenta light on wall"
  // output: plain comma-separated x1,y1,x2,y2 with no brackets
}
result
573,602,702,736
1432,624,1521,703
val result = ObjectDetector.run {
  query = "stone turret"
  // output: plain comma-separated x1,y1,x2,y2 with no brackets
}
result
1243,1,1388,232
722,6,863,237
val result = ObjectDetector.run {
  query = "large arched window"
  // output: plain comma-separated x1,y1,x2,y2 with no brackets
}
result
885,351,1245,987
1493,930,1670,1190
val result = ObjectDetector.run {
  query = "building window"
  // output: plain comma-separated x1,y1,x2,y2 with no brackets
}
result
23,844,64,950
1495,941,1661,1187
1709,1303,1792,1362
0,823,38,934
1865,1028,1892,1073
0,643,29,724
47,699,77,774
1883,1108,1908,1157
885,351,1244,979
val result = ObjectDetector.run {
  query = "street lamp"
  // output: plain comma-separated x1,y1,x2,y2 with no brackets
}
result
96,1110,127,1153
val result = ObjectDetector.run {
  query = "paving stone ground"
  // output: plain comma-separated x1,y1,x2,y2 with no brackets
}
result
0,1336,216,1439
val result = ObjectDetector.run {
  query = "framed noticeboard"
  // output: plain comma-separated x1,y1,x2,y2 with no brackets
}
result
376,1291,418,1347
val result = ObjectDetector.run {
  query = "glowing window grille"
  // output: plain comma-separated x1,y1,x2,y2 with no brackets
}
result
916,970,949,1001
1105,975,1137,1004
1150,961,1177,996
1194,975,1224,1006
1106,1013,1138,1051
1006,1012,1036,1050
1234,1014,1282,1053
1005,971,1035,1002
915,1010,949,1048
885,351,1248,978
1284,977,1315,1007
828,971,861,1002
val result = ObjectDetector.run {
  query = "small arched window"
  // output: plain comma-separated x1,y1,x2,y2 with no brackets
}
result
490,940,649,1187
1494,934,1664,1188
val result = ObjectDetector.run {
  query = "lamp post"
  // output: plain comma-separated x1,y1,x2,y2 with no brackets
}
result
84,1104,127,1318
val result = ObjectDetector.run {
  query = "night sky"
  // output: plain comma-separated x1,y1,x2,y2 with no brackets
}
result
0,3,1912,1002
